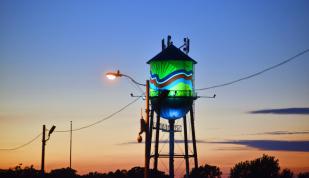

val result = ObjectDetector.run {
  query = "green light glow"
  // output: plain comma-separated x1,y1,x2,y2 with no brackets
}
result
149,60,194,97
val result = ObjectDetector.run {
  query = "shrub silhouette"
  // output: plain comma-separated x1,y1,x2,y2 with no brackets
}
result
280,169,294,178
0,165,169,178
229,154,303,178
0,158,308,178
0,164,40,178
48,167,78,178
187,164,222,178
298,172,309,178
230,154,280,178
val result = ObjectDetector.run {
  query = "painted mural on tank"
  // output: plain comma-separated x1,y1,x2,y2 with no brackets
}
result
149,60,194,97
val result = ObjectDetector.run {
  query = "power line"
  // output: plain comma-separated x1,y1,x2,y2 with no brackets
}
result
196,48,309,91
0,97,141,151
0,133,42,151
125,77,145,95
55,97,141,132
3,49,307,151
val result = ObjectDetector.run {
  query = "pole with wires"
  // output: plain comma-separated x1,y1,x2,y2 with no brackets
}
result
70,121,72,169
144,80,150,178
41,125,46,175
41,125,56,176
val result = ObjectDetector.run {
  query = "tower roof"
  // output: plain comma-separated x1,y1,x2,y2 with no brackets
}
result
147,44,197,64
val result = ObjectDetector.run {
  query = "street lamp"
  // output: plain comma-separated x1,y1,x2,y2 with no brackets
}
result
41,125,56,175
106,70,150,178
106,70,121,80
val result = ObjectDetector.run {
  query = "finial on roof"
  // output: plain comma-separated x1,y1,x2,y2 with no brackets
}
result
167,35,172,46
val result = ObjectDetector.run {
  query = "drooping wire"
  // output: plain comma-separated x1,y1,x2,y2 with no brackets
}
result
125,77,145,95
55,97,141,132
0,133,42,151
0,97,141,151
196,48,309,90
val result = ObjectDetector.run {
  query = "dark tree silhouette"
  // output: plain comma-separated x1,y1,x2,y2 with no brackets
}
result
280,169,293,178
0,164,40,178
149,168,169,178
106,169,127,178
126,166,168,178
230,154,280,178
0,165,169,178
48,167,78,178
84,171,107,178
298,172,309,178
127,167,143,178
187,164,222,178
1,160,305,178
83,167,167,178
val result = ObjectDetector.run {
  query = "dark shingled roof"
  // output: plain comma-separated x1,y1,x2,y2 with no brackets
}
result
147,44,197,64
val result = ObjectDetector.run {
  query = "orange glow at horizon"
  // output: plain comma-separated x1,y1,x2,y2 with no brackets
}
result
1,141,309,178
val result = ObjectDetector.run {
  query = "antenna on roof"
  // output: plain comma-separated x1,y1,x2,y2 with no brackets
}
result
179,37,190,54
162,39,166,51
167,35,172,46
183,37,190,54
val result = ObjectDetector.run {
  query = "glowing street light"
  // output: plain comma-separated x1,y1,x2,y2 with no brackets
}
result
106,74,116,80
106,70,121,80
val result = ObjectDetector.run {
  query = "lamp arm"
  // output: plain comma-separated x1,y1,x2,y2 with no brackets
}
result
121,74,146,86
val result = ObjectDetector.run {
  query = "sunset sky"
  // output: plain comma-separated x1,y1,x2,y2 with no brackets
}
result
0,1,309,177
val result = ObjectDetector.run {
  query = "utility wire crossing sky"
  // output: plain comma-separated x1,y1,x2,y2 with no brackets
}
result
1,48,308,151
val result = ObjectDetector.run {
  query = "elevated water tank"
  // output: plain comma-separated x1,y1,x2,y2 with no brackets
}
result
147,44,197,119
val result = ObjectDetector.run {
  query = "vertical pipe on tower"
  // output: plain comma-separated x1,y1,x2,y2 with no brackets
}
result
169,120,175,178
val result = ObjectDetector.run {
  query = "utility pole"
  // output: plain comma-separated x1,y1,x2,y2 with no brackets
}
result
41,125,46,175
70,121,72,169
41,124,56,176
144,80,150,178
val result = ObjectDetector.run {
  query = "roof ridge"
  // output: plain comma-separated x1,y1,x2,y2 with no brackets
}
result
147,44,197,64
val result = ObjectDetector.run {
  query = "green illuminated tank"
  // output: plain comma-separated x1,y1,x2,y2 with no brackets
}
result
147,42,197,120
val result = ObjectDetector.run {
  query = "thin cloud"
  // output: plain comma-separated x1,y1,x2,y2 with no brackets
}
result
249,107,309,115
119,139,309,152
249,130,309,135
208,140,309,152
118,139,207,145
215,147,250,151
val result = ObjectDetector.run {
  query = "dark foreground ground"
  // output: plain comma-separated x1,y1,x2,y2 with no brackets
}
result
1,155,309,178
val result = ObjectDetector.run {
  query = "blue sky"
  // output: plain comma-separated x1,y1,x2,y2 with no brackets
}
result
1,0,309,176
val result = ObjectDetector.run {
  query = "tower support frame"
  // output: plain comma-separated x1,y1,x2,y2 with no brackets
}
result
148,106,198,178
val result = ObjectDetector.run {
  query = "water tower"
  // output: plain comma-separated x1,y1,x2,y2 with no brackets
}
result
146,36,198,178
